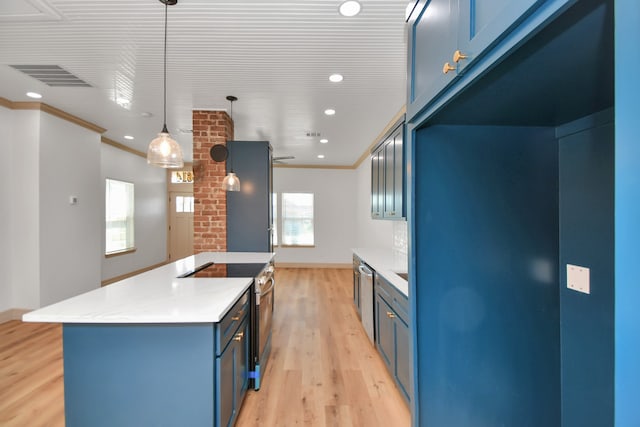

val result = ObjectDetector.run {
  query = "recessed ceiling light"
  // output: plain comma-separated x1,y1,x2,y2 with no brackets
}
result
320,139,329,144
318,154,325,159
26,92,42,99
124,135,134,140
329,74,343,83
324,109,336,116
339,0,361,17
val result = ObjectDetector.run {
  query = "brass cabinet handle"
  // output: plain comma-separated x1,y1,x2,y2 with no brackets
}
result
387,311,396,318
442,62,455,74
234,331,244,341
231,316,240,321
453,50,468,63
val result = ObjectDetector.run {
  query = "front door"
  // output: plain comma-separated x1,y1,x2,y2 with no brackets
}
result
169,191,194,261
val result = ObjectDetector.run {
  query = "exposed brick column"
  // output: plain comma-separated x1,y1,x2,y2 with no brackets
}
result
192,110,234,253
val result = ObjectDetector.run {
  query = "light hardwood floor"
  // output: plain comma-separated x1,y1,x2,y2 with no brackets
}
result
0,268,410,426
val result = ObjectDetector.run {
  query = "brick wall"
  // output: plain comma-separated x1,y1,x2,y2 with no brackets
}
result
192,110,234,253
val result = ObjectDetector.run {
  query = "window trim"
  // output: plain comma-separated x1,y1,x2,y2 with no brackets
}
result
105,248,137,258
105,178,135,256
279,192,315,248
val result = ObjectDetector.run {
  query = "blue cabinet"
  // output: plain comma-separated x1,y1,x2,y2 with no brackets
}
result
456,0,543,71
374,274,411,404
408,0,553,120
371,119,405,220
227,140,273,252
217,317,249,427
216,289,250,427
408,0,457,114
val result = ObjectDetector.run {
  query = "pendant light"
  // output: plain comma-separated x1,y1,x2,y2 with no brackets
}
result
222,95,240,191
147,0,184,168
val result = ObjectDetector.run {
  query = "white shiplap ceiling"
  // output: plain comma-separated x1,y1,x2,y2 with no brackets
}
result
0,0,408,165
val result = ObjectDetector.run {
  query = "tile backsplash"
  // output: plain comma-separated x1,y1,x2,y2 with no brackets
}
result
393,220,408,256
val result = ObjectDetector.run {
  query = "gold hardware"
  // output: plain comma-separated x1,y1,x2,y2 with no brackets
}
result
387,311,396,318
442,62,455,74
231,316,240,321
234,331,244,341
453,50,468,63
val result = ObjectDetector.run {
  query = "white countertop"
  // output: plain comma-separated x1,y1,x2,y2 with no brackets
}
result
22,252,275,324
352,248,408,296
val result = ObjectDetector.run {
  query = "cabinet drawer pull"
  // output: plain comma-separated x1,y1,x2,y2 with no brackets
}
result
233,331,244,341
387,311,396,319
231,315,241,321
442,62,455,74
453,50,468,63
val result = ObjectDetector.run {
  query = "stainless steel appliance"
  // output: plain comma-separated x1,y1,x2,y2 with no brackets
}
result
358,262,375,344
252,262,275,390
177,261,275,390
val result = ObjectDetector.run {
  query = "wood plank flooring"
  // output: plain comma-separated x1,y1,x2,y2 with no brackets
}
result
0,268,410,426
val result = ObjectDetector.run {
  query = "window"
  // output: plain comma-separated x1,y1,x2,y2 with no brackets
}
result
105,179,135,254
175,195,194,213
281,193,314,246
272,193,278,246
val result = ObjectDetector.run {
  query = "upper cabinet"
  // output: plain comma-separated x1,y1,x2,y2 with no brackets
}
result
407,0,546,120
371,118,405,220
457,0,543,70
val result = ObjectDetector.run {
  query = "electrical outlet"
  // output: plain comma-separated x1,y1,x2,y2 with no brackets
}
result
567,264,590,294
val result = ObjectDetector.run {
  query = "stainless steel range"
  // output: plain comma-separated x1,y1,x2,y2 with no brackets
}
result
178,261,275,390
251,262,275,390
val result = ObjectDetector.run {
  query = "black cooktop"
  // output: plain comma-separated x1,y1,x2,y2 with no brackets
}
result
177,262,267,279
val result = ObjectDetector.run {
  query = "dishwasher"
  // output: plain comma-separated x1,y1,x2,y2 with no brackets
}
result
358,262,375,344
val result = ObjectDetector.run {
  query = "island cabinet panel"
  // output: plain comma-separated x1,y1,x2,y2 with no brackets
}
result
217,317,250,427
62,291,252,427
63,324,216,427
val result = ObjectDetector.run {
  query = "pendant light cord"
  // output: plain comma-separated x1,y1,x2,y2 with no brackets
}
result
163,1,168,130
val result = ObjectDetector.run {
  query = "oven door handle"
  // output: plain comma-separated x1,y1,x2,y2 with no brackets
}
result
256,277,275,305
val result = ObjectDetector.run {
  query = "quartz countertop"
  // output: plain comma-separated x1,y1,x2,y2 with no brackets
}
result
22,252,274,324
352,248,408,296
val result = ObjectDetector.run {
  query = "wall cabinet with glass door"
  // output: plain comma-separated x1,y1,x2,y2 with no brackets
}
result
371,118,405,220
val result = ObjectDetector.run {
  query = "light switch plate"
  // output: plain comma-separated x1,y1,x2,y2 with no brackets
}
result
567,264,590,294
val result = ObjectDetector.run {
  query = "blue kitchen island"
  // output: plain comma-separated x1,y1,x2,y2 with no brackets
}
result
23,252,274,427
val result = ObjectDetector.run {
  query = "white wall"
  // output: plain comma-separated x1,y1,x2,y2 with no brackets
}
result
39,112,102,306
10,110,41,309
101,144,168,280
273,168,357,264
0,106,14,311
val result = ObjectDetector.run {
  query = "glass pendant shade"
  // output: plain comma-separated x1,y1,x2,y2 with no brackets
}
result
147,129,184,168
222,172,241,192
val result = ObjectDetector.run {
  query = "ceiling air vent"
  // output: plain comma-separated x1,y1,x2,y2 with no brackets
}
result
9,65,92,87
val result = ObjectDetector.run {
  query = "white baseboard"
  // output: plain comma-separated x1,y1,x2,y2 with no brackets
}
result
0,308,31,324
274,263,351,269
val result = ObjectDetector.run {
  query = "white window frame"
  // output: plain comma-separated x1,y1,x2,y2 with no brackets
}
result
279,192,315,248
105,178,135,256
